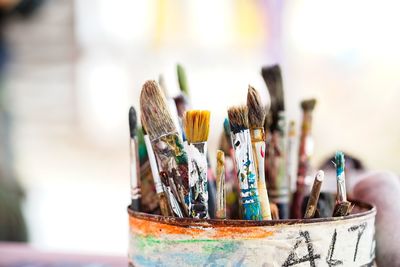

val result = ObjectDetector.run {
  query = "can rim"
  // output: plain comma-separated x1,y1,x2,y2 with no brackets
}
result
127,199,376,227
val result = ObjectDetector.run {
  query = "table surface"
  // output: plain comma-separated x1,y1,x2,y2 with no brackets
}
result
0,242,127,267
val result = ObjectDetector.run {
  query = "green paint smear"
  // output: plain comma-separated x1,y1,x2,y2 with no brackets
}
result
134,234,239,254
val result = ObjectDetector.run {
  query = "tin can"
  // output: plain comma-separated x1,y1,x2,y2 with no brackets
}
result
128,200,375,266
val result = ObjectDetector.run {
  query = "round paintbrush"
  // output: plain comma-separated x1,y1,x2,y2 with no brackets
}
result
247,85,272,220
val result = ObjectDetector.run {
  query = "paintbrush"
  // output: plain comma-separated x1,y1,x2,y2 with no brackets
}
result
184,110,211,219
286,120,297,194
219,118,240,219
140,80,189,217
215,150,226,219
142,125,173,217
247,85,272,220
304,170,324,219
228,105,262,220
129,107,142,211
261,64,289,219
291,98,317,219
332,151,352,217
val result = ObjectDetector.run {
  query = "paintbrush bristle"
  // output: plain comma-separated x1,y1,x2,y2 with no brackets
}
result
184,110,210,143
261,64,284,111
227,105,249,133
129,106,137,138
335,151,345,174
247,85,266,129
301,98,317,111
140,80,176,140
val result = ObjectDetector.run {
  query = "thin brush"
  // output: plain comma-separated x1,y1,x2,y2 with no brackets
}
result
215,150,226,219
292,98,317,219
142,125,173,217
286,121,297,194
140,80,189,217
184,110,211,219
304,170,324,219
333,151,352,217
129,107,141,211
247,85,271,220
261,64,289,219
228,105,262,220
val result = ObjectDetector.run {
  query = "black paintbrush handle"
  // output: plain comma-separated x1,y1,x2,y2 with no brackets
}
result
130,199,141,212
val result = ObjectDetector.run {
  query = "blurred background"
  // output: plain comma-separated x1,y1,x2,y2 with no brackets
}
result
0,0,399,257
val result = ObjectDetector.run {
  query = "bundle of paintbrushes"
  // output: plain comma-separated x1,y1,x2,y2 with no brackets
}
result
128,63,353,222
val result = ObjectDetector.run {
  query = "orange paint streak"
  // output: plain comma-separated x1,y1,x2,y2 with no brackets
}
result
129,217,274,240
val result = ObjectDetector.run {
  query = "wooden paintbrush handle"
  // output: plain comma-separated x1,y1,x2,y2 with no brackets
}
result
157,191,173,217
253,139,272,220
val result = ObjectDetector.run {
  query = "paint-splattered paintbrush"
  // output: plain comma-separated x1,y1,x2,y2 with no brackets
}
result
228,105,262,221
291,99,317,219
304,170,324,219
184,110,211,219
140,80,189,217
215,150,226,219
129,107,141,211
261,64,289,219
142,125,174,217
247,85,272,220
219,118,240,219
333,151,352,217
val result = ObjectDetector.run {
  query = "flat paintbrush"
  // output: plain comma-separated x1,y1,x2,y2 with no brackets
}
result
142,125,174,217
140,80,189,217
261,64,289,219
184,110,211,219
247,85,272,220
228,105,262,220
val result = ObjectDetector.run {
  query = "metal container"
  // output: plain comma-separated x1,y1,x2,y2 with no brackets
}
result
128,200,375,266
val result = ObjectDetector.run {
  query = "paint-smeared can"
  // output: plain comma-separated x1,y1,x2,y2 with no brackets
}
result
128,200,375,266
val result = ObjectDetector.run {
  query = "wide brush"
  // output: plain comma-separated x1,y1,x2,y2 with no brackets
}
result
140,80,189,217
247,85,272,220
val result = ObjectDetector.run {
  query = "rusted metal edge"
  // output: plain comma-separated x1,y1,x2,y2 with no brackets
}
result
127,199,376,228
